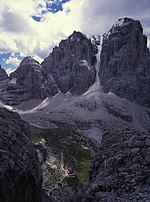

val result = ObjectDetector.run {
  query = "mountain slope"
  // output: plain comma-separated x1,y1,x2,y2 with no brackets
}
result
10,86,150,143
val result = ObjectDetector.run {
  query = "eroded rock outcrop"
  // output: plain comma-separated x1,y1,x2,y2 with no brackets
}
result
76,129,150,201
0,32,98,105
99,17,150,107
0,65,8,81
0,57,58,105
42,31,97,94
0,108,43,202
10,56,58,98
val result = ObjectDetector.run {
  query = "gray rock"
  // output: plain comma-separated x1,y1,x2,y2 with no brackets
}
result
10,56,47,98
75,129,150,201
99,17,150,107
0,57,58,105
0,32,98,105
145,138,150,146
0,108,43,202
41,31,97,94
0,65,8,81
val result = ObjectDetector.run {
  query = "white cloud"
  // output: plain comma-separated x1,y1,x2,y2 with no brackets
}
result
5,67,16,76
0,0,150,69
0,0,84,63
80,0,150,36
6,56,21,67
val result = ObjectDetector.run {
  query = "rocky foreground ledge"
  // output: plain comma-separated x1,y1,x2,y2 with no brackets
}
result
76,129,150,202
0,108,47,202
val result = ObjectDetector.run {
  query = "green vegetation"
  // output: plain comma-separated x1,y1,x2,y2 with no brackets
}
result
32,127,97,186
76,159,91,184
32,133,42,144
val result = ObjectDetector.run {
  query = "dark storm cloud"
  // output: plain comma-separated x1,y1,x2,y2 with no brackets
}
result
81,0,150,37
0,9,31,33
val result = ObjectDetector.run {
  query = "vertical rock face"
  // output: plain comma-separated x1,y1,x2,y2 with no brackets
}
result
10,56,57,99
0,108,43,202
99,17,150,107
0,32,98,105
0,56,58,105
10,57,46,99
0,65,8,81
42,31,97,94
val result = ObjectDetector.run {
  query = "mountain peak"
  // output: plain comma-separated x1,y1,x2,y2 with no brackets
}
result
103,17,142,40
99,17,149,107
114,17,136,27
20,56,39,66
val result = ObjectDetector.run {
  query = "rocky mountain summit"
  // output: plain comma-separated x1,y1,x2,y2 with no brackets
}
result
76,129,150,201
0,108,43,202
0,31,98,105
0,17,150,202
0,57,58,105
41,31,97,94
99,17,150,107
0,18,150,108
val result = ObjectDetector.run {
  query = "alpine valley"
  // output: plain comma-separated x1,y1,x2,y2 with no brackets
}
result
0,18,150,202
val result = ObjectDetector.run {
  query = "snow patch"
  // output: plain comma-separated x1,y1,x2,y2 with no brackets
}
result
9,78,17,84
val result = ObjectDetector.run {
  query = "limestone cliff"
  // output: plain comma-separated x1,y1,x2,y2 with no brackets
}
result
42,31,97,94
99,17,150,107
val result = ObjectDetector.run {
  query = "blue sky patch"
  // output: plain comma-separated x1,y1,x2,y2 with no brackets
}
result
32,0,70,22
0,52,23,71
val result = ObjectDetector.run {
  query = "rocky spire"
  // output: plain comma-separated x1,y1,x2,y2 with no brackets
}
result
41,31,97,94
99,17,150,107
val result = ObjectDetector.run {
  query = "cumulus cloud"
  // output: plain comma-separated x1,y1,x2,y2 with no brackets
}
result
80,0,150,36
0,9,32,33
5,67,16,76
0,0,83,63
0,0,150,69
5,56,21,67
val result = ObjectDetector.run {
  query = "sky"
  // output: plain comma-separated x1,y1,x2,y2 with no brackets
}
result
0,0,150,74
